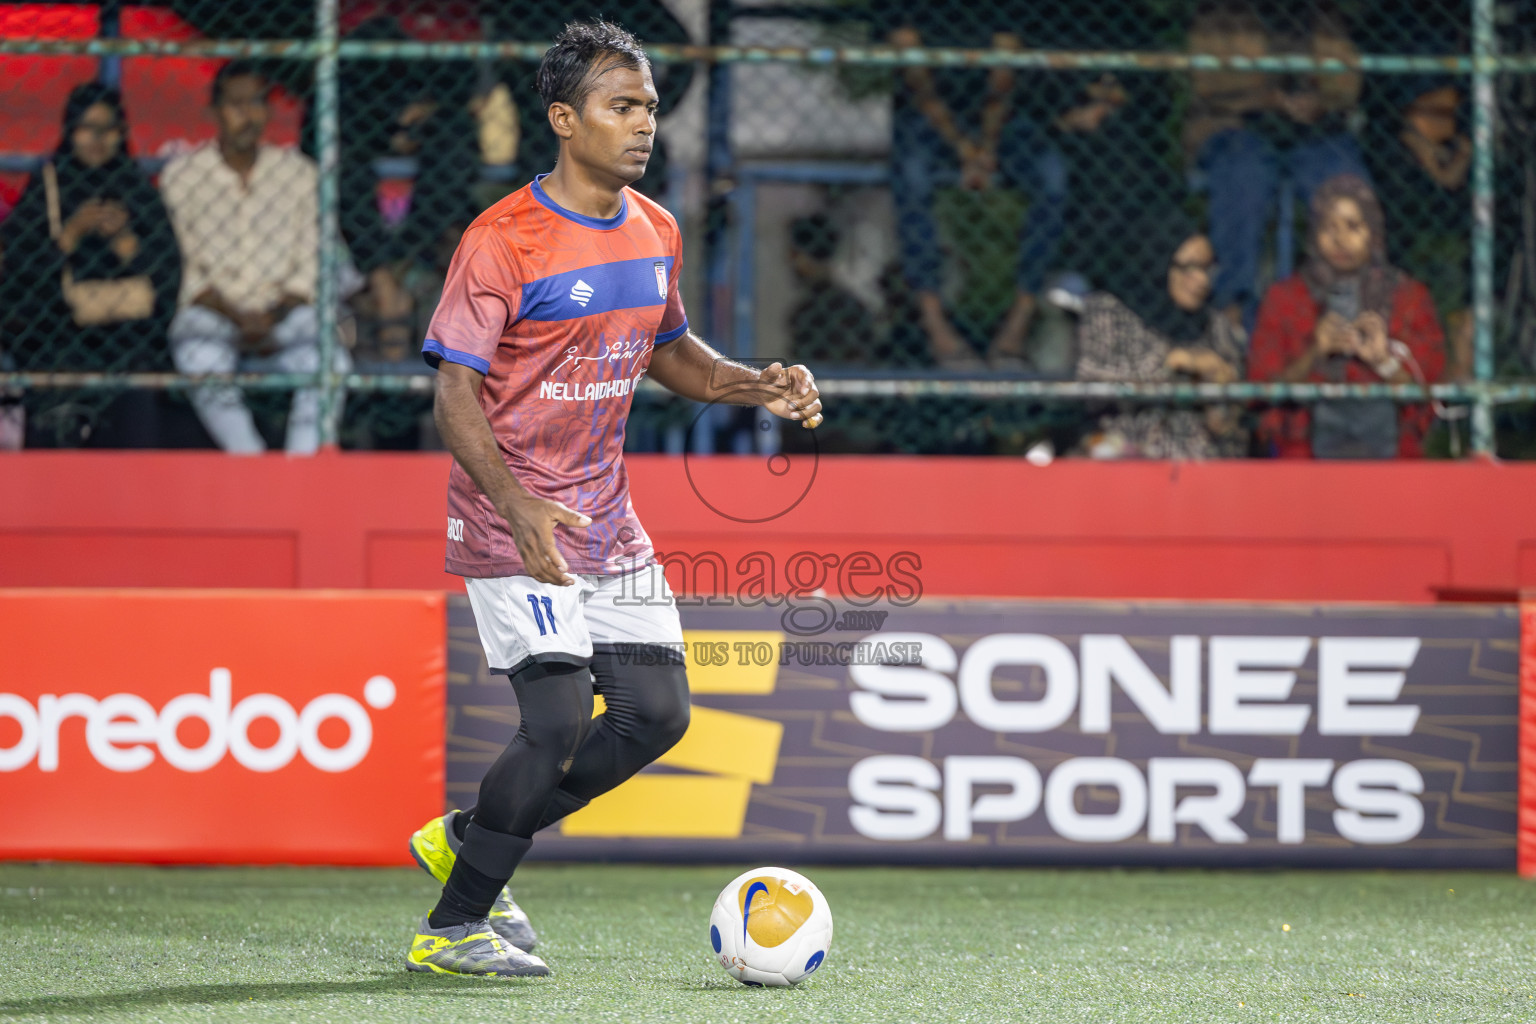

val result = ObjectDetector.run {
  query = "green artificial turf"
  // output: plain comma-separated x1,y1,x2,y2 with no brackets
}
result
2,863,1533,1023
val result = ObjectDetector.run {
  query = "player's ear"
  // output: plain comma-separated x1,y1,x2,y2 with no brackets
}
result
547,101,577,141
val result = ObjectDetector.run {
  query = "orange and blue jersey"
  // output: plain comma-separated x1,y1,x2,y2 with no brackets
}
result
424,174,688,578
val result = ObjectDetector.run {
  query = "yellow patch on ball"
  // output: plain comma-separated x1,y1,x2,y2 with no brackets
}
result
737,876,815,948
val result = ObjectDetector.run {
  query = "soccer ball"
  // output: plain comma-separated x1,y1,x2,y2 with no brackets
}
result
708,866,833,987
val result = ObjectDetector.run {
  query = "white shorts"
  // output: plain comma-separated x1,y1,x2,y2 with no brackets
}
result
464,563,685,674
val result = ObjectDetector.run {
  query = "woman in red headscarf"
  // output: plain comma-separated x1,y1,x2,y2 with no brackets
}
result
1247,174,1445,458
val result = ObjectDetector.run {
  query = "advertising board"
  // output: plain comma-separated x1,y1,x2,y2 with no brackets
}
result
0,589,445,863
446,599,1519,867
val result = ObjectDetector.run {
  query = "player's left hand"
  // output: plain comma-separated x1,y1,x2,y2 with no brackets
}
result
759,362,823,429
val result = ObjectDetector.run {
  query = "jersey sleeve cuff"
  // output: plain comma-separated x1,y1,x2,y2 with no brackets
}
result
655,320,689,345
422,339,492,374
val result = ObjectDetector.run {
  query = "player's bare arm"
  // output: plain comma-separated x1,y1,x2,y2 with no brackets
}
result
433,362,590,586
647,330,825,428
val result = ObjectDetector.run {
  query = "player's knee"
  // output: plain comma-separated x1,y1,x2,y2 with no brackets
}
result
534,706,591,760
567,705,595,756
636,666,690,754
648,698,689,754
510,660,594,758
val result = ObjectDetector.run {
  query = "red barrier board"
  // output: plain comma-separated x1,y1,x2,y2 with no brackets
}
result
1521,600,1536,877
0,589,445,864
7,452,1536,602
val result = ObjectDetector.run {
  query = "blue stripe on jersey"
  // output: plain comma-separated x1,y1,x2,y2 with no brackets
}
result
422,338,491,374
519,256,676,324
656,320,689,344
531,175,629,230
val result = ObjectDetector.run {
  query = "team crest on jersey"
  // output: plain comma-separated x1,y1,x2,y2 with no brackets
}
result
654,261,667,299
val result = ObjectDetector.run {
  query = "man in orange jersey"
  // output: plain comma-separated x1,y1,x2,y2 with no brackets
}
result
403,20,823,978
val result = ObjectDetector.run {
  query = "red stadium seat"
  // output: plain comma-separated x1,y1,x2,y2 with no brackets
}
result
0,5,101,156
0,3,302,170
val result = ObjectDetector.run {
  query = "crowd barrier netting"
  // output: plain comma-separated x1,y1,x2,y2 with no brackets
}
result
1,0,1535,456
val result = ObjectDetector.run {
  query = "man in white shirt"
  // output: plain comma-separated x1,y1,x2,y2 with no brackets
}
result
161,61,348,454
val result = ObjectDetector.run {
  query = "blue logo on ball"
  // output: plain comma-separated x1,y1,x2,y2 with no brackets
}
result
741,881,769,943
710,925,722,953
804,950,825,973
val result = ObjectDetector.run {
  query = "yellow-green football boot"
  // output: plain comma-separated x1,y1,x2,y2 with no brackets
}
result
410,810,538,952
405,914,548,977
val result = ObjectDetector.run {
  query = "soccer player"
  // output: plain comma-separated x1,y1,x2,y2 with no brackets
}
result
404,21,823,978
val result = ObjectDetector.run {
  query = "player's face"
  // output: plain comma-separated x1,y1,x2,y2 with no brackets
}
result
571,64,658,186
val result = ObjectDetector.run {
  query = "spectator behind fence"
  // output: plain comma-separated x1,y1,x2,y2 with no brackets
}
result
889,3,1096,370
1072,213,1247,459
1248,174,1444,458
331,17,481,364
1186,1,1370,322
0,83,180,375
1054,70,1182,301
161,61,350,454
786,214,876,367
1368,78,1474,382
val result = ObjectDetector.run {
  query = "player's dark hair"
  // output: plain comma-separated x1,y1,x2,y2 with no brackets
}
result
536,19,650,116
211,60,271,107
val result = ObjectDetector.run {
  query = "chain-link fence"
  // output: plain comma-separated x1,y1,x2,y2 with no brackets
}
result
1,0,1533,458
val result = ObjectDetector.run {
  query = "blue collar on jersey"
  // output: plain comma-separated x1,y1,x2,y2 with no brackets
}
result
531,173,629,230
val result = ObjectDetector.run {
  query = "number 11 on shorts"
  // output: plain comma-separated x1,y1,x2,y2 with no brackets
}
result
526,594,558,636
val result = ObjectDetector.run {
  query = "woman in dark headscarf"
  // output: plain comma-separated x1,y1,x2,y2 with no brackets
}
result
0,82,181,374
1248,174,1445,458
1073,210,1247,459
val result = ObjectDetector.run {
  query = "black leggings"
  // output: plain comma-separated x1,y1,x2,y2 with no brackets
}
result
468,647,691,839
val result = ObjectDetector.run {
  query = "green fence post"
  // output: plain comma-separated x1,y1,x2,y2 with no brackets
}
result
314,0,341,450
1471,0,1497,455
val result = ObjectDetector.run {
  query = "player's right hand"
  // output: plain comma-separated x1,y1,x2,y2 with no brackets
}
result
500,496,591,586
